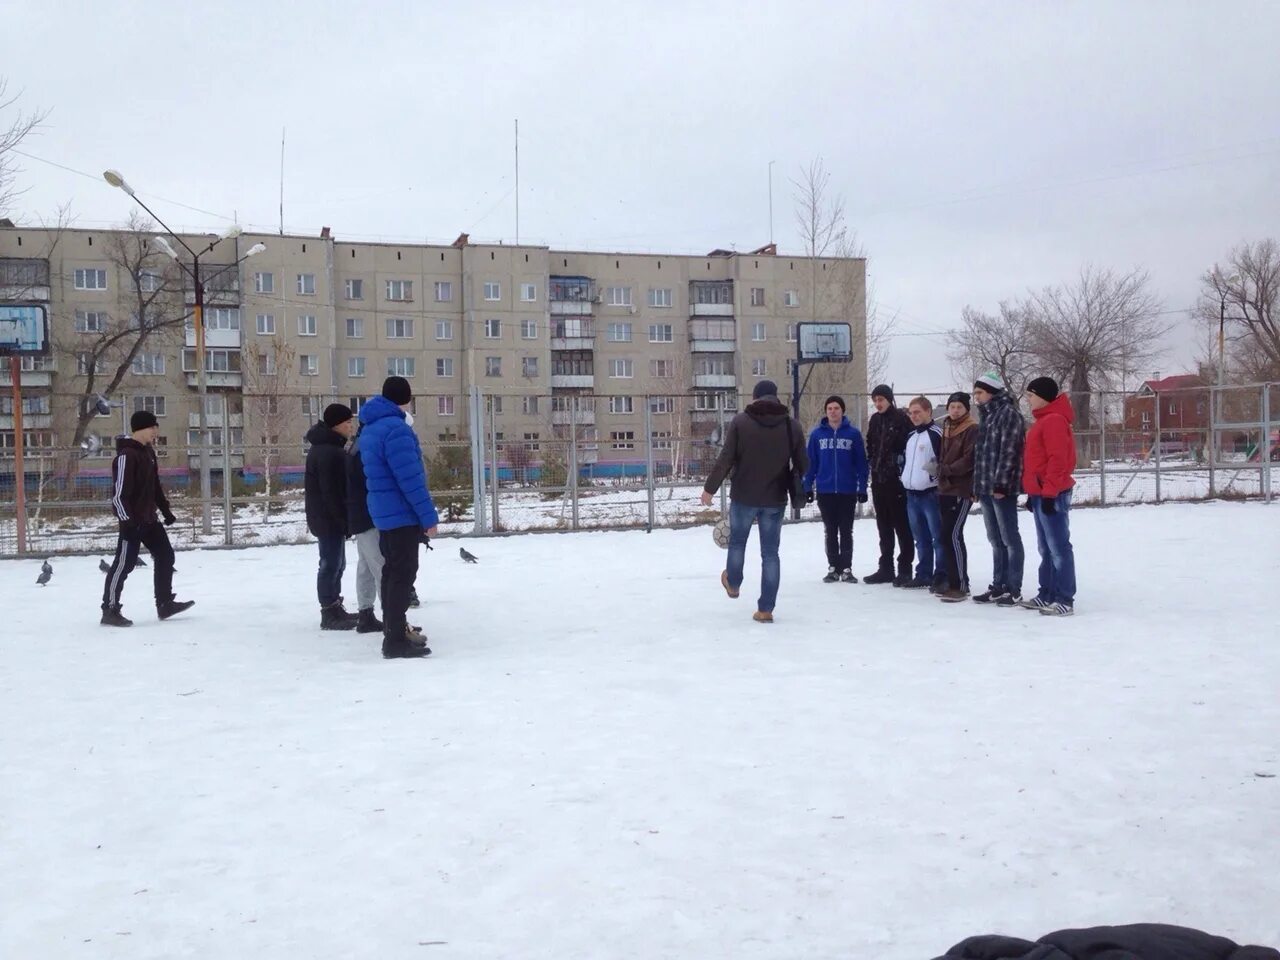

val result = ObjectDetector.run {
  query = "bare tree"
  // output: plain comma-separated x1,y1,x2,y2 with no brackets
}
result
242,337,298,516
1198,239,1280,383
57,213,187,460
1025,266,1166,428
0,79,48,216
948,301,1039,398
647,349,693,478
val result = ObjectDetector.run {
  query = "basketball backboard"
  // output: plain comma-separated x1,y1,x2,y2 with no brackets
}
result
0,304,50,356
797,322,852,363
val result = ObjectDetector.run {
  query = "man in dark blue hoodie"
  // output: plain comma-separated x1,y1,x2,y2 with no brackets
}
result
357,377,439,659
802,395,869,582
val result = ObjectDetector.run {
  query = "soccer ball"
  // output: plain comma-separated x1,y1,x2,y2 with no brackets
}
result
712,516,730,549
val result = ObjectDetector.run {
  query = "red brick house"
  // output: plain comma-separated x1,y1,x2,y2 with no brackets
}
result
1122,374,1210,453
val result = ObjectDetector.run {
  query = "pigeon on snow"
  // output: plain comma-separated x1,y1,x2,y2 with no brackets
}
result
37,559,52,586
99,558,111,573
459,547,479,563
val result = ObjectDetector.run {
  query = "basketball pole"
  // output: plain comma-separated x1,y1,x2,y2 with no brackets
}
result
10,354,27,556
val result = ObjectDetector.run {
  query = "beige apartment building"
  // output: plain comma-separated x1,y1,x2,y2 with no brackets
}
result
0,221,865,478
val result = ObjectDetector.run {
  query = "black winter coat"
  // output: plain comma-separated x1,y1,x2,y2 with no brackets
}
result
304,422,349,538
345,435,374,536
934,923,1279,960
865,404,913,485
109,436,172,525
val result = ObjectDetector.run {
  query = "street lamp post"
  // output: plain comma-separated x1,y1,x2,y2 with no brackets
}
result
103,170,264,534
1212,267,1241,466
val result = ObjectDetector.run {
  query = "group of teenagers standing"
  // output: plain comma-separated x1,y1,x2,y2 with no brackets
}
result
701,372,1079,620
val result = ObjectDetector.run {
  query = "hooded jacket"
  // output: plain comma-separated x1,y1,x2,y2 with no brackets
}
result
938,413,978,499
703,396,808,507
357,395,439,531
865,403,913,485
345,435,375,536
900,420,943,492
933,923,1279,960
304,422,349,538
109,436,171,525
802,415,869,496
973,390,1025,497
1022,393,1077,498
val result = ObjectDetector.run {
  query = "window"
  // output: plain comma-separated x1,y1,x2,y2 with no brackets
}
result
434,281,452,302
1141,411,1151,426
347,397,365,416
689,319,735,341
785,324,797,342
255,272,274,294
301,396,322,419
300,354,318,376
388,356,416,378
436,358,454,377
74,268,107,290
386,317,414,339
386,279,413,301
1,395,51,416
694,391,733,412
695,356,733,376
693,283,733,305
606,286,633,307
485,318,502,339
131,353,165,375
297,273,316,295
76,353,106,375
1169,401,1178,415
256,313,276,335
522,356,538,378
345,278,363,300
348,357,366,378
522,395,540,415
611,430,636,450
521,318,538,340
485,356,502,377
484,281,501,301
609,359,634,379
751,322,766,342
346,317,364,339
488,395,504,414
650,358,672,378
139,271,163,293
552,350,593,376
132,396,166,417
520,282,537,302
75,310,107,333
648,323,673,343
435,319,454,341
438,396,456,416
649,396,675,414
651,430,672,451
752,358,767,377
207,307,241,331
608,322,632,342
609,396,634,415
783,289,799,307
785,358,798,376
522,432,540,450
257,353,276,376
648,287,672,308
552,317,593,339
298,314,317,336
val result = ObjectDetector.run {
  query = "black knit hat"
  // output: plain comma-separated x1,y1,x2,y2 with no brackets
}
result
381,376,413,406
752,379,779,400
323,403,353,428
946,391,971,412
130,410,159,432
1026,377,1060,402
871,384,894,403
823,395,846,413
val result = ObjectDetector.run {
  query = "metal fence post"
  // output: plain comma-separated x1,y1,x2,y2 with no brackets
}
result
644,399,655,530
1099,393,1108,506
569,396,579,531
1262,383,1272,502
717,395,728,514
221,394,233,545
1153,389,1162,503
489,396,499,532
469,386,486,534
1208,385,1217,498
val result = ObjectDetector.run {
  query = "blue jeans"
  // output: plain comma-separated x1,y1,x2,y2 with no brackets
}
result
904,489,943,580
979,494,1024,594
316,534,346,607
726,501,786,613
1031,490,1076,605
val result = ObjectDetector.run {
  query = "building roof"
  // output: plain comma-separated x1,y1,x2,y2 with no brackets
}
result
1138,374,1206,394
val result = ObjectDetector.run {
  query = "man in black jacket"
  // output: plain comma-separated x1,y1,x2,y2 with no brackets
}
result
863,384,915,585
100,411,193,626
934,922,1278,959
305,404,358,629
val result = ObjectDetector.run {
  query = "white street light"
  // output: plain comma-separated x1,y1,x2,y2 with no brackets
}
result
150,235,180,260
102,169,136,196
220,224,244,240
245,242,266,257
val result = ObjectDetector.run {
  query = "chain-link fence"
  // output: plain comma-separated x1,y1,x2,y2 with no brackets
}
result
1,383,1274,556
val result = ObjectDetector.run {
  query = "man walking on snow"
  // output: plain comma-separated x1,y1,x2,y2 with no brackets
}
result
972,371,1026,606
358,376,439,658
100,410,193,626
304,403,359,630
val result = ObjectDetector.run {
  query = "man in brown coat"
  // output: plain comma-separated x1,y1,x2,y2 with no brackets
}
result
700,380,808,623
936,391,978,602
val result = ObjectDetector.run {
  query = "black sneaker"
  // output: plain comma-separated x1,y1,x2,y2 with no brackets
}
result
839,570,858,584
863,568,895,585
822,566,840,583
157,597,195,620
100,604,133,627
972,588,1006,604
995,592,1023,607
903,576,932,589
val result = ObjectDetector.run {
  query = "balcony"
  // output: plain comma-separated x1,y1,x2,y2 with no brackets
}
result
690,303,734,317
690,338,736,353
551,320,595,350
550,300,593,317
551,408,596,426
693,373,737,389
0,258,51,301
0,367,54,388
186,371,243,389
549,276,595,310
550,374,594,389
185,326,242,349
188,412,244,429
0,413,53,429
690,281,733,317
185,274,241,305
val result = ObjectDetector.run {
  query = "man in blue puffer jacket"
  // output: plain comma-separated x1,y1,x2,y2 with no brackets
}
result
357,376,439,659
802,395,870,583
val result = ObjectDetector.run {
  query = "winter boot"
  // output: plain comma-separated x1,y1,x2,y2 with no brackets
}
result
822,566,840,583
100,604,133,627
839,569,858,584
157,595,195,620
320,601,357,631
752,610,774,623
383,631,430,658
937,587,969,603
407,588,421,608
930,573,948,594
863,566,895,585
356,608,383,633
893,563,913,587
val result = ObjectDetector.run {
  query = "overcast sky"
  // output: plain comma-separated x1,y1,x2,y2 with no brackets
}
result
5,0,1279,390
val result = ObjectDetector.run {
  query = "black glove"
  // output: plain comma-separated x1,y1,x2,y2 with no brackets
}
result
161,509,176,526
119,519,141,536
1040,497,1056,516
805,489,815,505
857,492,868,504
993,486,1008,498
1025,497,1035,513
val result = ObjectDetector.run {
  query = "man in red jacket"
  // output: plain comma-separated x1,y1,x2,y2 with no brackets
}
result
1021,377,1077,616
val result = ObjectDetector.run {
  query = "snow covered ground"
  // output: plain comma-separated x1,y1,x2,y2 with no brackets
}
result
2,502,1278,959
